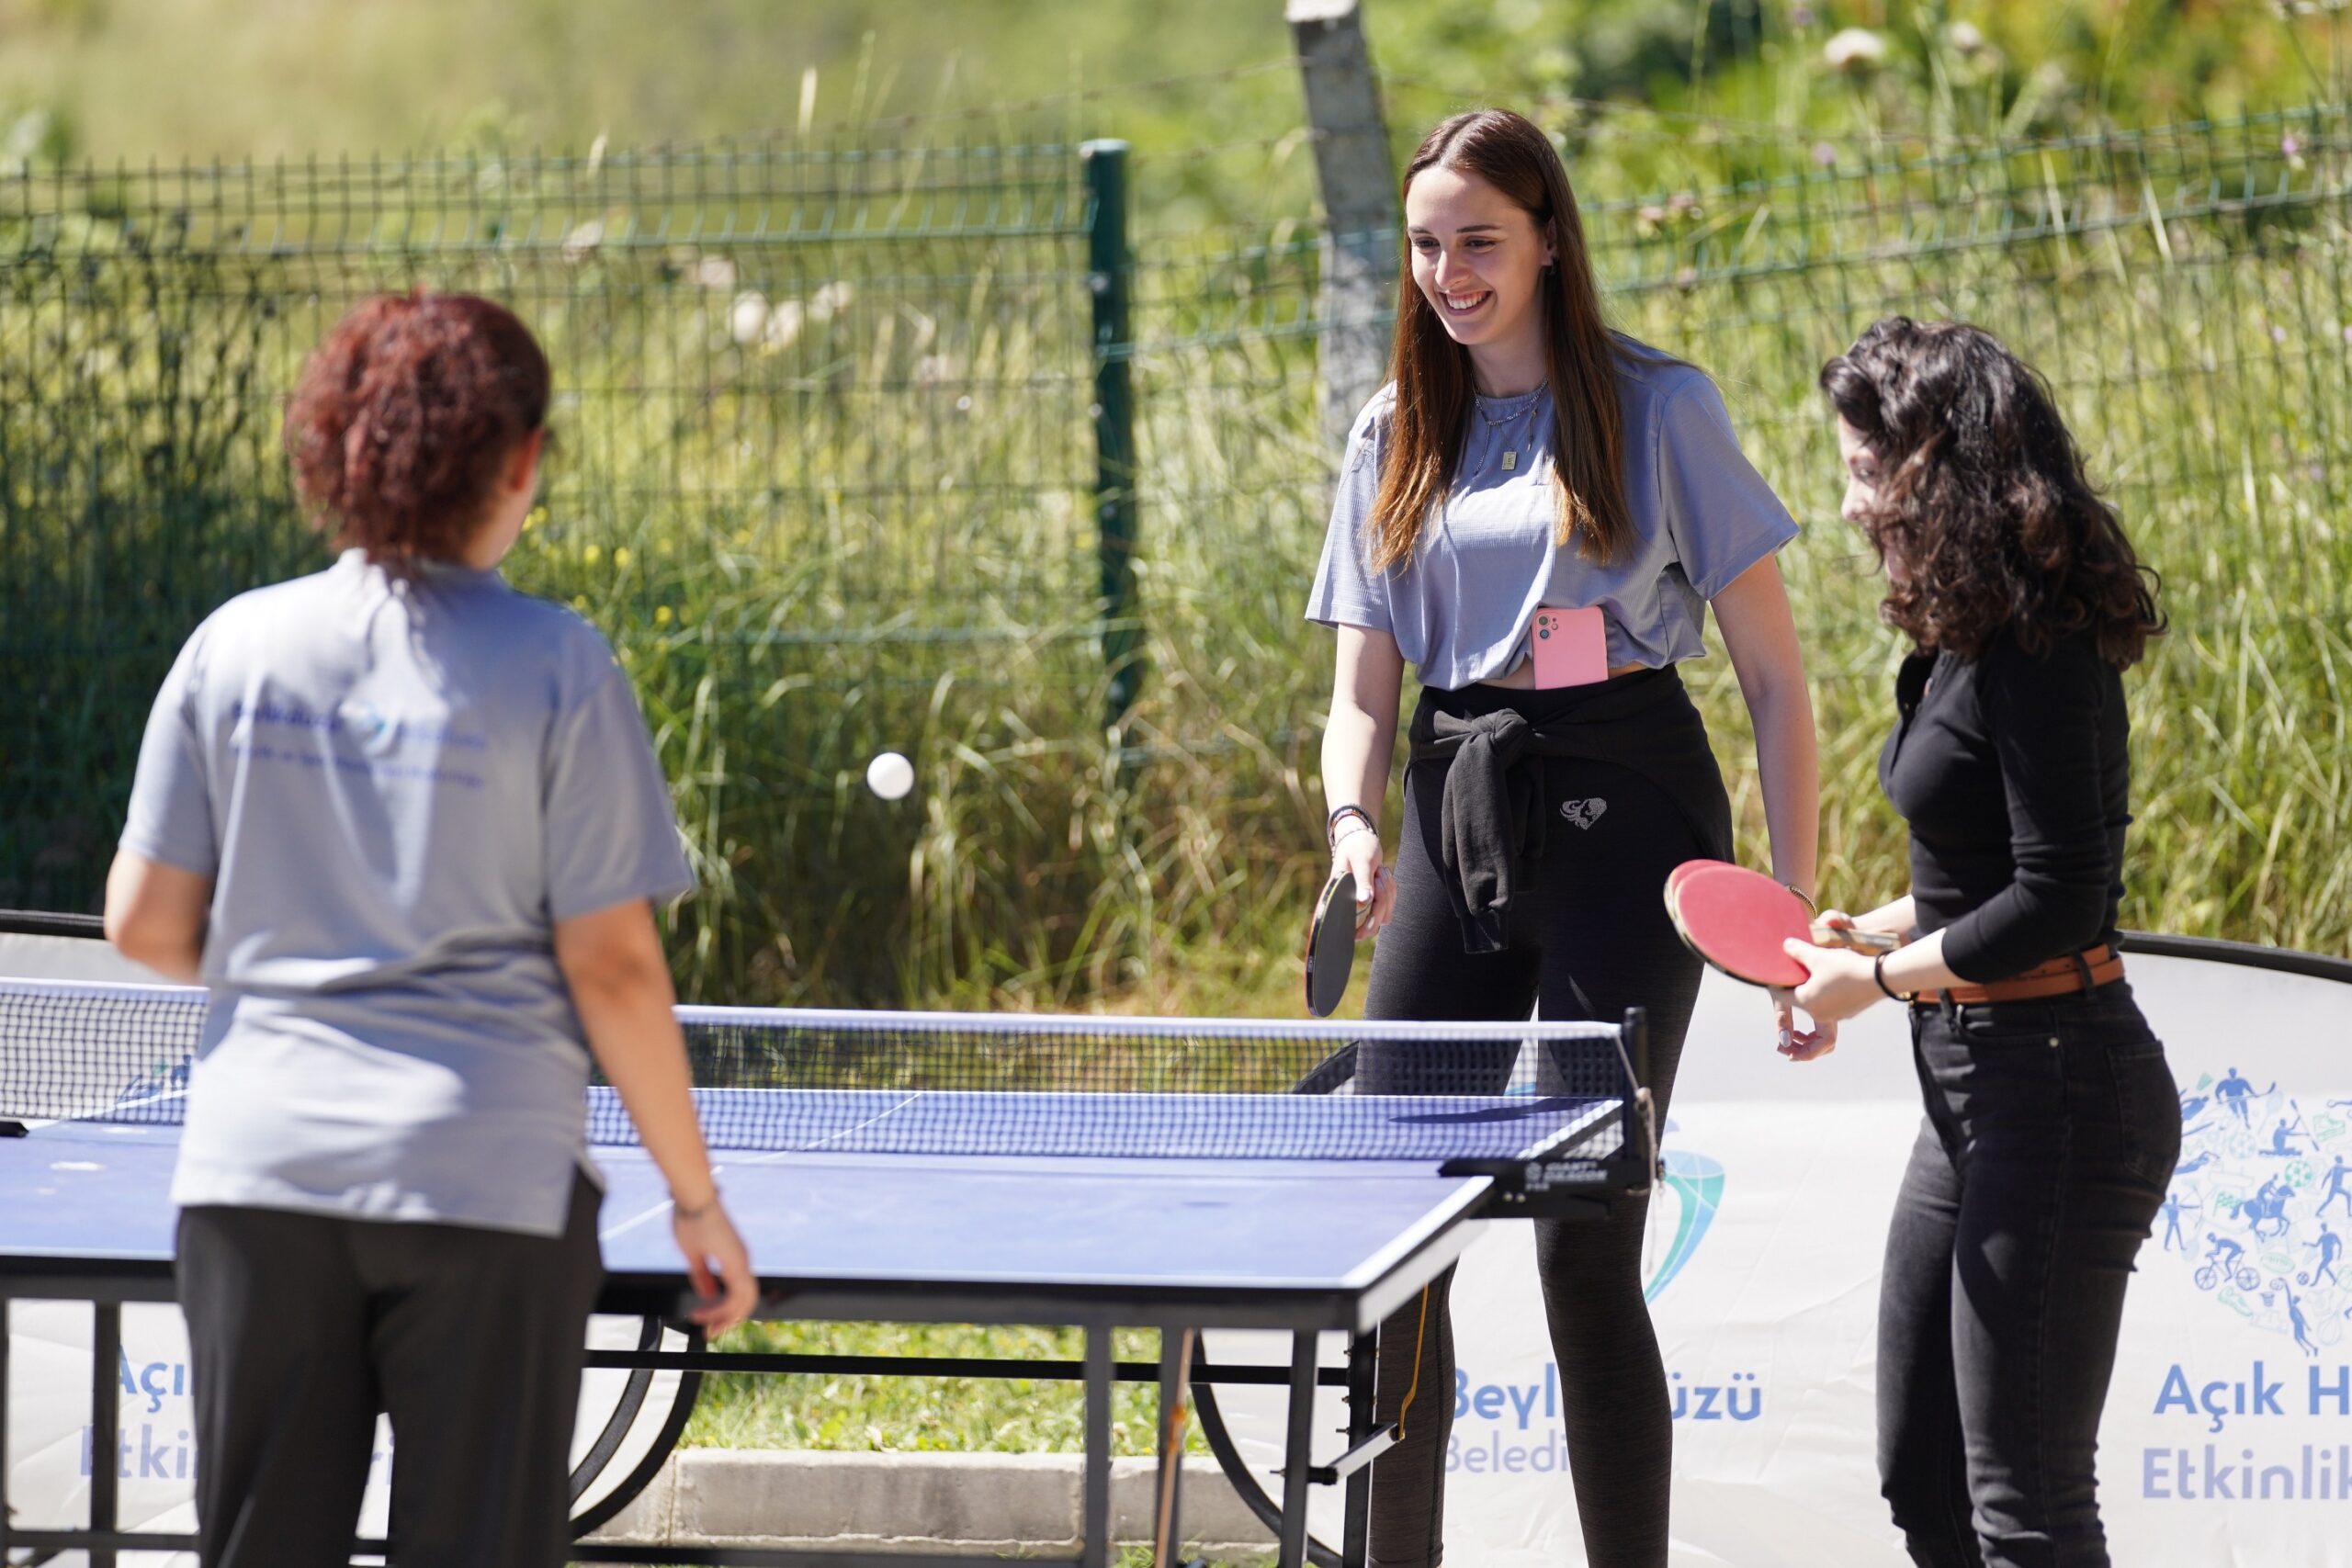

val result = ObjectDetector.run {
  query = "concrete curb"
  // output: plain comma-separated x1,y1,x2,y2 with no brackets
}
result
587,1449,1282,1559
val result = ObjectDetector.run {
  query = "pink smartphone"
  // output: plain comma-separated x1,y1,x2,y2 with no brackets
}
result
1531,605,1609,689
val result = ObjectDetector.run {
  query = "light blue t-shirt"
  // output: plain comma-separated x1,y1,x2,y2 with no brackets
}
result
1305,350,1799,689
121,549,694,1238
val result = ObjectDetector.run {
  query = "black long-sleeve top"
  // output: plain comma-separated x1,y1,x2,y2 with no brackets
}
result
1879,625,2131,983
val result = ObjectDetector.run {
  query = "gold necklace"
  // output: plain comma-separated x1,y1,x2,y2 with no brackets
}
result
1474,390,1543,472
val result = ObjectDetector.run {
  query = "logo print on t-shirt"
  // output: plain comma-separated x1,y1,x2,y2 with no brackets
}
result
1560,797,1608,829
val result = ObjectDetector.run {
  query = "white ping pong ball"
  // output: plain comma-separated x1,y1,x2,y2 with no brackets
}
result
865,750,915,801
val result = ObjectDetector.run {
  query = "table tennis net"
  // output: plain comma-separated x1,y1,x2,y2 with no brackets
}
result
0,980,1640,1164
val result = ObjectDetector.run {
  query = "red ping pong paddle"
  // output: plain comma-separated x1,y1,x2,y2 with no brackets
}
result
1665,861,1899,988
1661,857,1735,923
1305,870,1359,1018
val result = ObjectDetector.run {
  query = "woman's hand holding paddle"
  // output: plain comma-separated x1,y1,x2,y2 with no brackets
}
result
1331,816,1395,940
1781,910,1881,1043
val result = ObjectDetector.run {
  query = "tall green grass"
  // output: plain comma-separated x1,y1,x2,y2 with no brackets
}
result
3,111,2346,1016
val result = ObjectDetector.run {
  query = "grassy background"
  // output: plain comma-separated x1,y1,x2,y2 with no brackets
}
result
6,113,2348,1008
3,1,2345,168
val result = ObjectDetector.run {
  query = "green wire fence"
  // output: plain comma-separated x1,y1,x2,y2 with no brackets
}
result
2,103,2345,1004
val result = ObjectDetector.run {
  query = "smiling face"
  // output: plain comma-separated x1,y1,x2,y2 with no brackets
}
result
1405,164,1555,391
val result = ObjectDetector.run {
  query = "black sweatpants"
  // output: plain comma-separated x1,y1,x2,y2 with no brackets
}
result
175,1169,605,1568
1360,733,1713,1568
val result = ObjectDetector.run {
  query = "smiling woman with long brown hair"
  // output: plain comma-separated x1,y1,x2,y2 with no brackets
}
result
1306,108,1823,1566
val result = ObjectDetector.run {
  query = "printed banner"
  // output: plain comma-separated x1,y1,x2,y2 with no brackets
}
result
8,943,2345,1562
1,1305,674,1558
1211,945,2352,1565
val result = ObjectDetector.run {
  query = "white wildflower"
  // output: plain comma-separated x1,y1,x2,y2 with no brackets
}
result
1824,28,1890,72
809,280,856,321
729,291,769,346
761,299,806,354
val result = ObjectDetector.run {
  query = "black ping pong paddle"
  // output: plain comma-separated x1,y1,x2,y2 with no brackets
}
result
1304,869,1360,1018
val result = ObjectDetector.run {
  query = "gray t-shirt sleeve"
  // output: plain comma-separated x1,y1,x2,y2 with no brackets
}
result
120,626,220,878
1656,376,1799,600
543,659,695,922
1304,394,1395,633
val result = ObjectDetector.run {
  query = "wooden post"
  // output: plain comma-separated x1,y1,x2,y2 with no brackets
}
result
1288,0,1397,455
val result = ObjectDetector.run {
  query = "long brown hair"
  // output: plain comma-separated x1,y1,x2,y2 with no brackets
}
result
1819,317,2164,667
1370,109,1635,571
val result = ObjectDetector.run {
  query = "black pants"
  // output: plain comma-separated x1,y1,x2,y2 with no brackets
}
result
175,1170,605,1568
1878,984,2177,1568
1359,734,1713,1568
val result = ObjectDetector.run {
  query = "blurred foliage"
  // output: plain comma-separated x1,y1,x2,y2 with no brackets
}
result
0,2,2345,176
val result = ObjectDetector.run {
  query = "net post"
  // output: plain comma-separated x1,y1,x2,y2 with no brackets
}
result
1619,1006,1649,1086
1081,138,1143,732
1619,1007,1655,1190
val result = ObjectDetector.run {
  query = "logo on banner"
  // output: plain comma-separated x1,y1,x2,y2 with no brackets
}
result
2160,1072,2352,1355
1644,1118,1723,1303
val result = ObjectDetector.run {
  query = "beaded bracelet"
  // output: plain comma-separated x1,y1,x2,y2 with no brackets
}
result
1327,804,1376,851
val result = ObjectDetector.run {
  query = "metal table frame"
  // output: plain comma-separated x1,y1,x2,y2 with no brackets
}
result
1,1224,1475,1568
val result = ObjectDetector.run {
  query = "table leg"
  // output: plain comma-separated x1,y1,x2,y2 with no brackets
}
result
1082,1326,1112,1568
1,1303,12,1557
1276,1331,1317,1568
1152,1327,1195,1566
1342,1331,1375,1568
92,1301,120,1568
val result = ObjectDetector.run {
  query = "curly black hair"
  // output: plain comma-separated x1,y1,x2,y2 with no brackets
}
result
1820,317,2164,667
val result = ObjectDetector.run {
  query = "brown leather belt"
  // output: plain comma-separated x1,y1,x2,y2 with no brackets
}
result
1912,945,2124,1007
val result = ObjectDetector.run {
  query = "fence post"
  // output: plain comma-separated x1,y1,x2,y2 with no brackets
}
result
1288,0,1397,455
1081,138,1143,730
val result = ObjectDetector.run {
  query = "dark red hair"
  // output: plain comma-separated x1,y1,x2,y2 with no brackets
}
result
284,292,550,560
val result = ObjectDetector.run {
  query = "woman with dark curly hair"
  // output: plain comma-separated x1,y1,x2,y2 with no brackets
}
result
1784,317,2177,1568
103,292,757,1568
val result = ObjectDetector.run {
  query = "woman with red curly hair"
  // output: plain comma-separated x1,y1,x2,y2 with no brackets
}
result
102,292,756,1568
1787,318,2176,1568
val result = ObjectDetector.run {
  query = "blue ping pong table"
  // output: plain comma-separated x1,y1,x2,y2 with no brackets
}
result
0,999,1649,1568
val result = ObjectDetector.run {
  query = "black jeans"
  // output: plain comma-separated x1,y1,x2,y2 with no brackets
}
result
1878,982,2178,1568
1357,738,1713,1568
175,1170,605,1568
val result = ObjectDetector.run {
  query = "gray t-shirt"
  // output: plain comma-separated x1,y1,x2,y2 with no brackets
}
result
1305,352,1798,689
122,549,693,1237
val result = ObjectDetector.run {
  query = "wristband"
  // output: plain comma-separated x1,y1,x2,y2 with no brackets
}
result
1873,952,1907,1002
673,1186,721,1222
1327,804,1375,851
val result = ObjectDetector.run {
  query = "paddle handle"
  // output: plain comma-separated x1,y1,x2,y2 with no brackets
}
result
1809,924,1904,954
